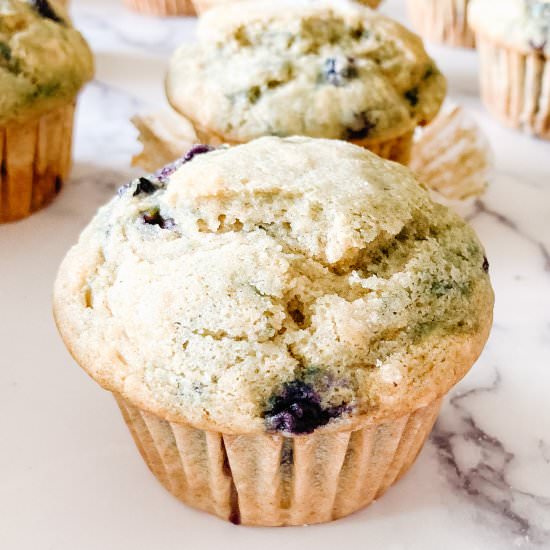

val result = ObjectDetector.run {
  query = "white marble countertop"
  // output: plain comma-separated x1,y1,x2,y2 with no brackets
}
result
1,1,549,548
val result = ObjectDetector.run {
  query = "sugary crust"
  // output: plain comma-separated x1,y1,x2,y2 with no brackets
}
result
166,0,446,144
53,137,494,435
0,0,93,125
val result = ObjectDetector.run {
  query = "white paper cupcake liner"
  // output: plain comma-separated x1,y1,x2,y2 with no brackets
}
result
0,103,75,223
406,0,475,48
115,393,442,526
476,34,550,140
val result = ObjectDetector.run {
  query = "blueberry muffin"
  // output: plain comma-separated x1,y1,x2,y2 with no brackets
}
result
192,0,382,16
0,0,93,223
406,0,475,48
469,0,550,139
166,0,446,164
54,136,494,526
123,0,195,16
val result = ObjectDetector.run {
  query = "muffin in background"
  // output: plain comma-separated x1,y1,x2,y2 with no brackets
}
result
469,0,550,139
0,0,93,223
193,0,382,16
54,136,494,526
123,0,195,16
166,0,446,164
406,0,475,48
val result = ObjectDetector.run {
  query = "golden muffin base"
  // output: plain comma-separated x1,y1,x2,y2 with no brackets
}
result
123,0,195,16
477,35,550,140
0,103,74,224
406,0,475,48
115,392,442,526
362,0,383,7
352,130,414,165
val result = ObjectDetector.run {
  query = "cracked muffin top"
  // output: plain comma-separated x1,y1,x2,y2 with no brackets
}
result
166,0,446,144
469,0,550,56
54,137,494,435
0,0,93,125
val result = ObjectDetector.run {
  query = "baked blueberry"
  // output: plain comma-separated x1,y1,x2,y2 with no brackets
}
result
346,111,376,140
30,0,63,24
264,380,345,434
404,87,419,107
322,57,358,87
142,208,176,230
184,144,215,162
133,177,158,197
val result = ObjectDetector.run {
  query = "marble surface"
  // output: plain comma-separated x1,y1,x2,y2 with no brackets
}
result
1,1,549,548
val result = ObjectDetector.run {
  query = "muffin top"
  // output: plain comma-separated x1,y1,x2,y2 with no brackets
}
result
54,137,493,435
469,0,550,56
0,0,94,125
166,0,446,144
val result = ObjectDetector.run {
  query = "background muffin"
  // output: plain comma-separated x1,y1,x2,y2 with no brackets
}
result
406,0,475,48
193,0,382,16
166,0,446,164
0,0,93,223
54,137,493,526
123,0,195,16
469,0,550,139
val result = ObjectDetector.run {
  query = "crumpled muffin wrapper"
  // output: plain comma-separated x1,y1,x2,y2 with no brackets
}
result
476,34,550,140
131,103,492,216
409,103,492,217
114,392,442,526
405,0,475,48
0,103,74,224
123,0,196,16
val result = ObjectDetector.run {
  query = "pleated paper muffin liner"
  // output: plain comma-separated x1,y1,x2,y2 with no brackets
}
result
0,103,75,224
114,392,442,526
410,103,492,218
476,34,550,140
123,0,195,16
406,0,475,48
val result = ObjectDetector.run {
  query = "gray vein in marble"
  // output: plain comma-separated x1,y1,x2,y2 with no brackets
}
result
473,199,550,273
431,371,550,546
